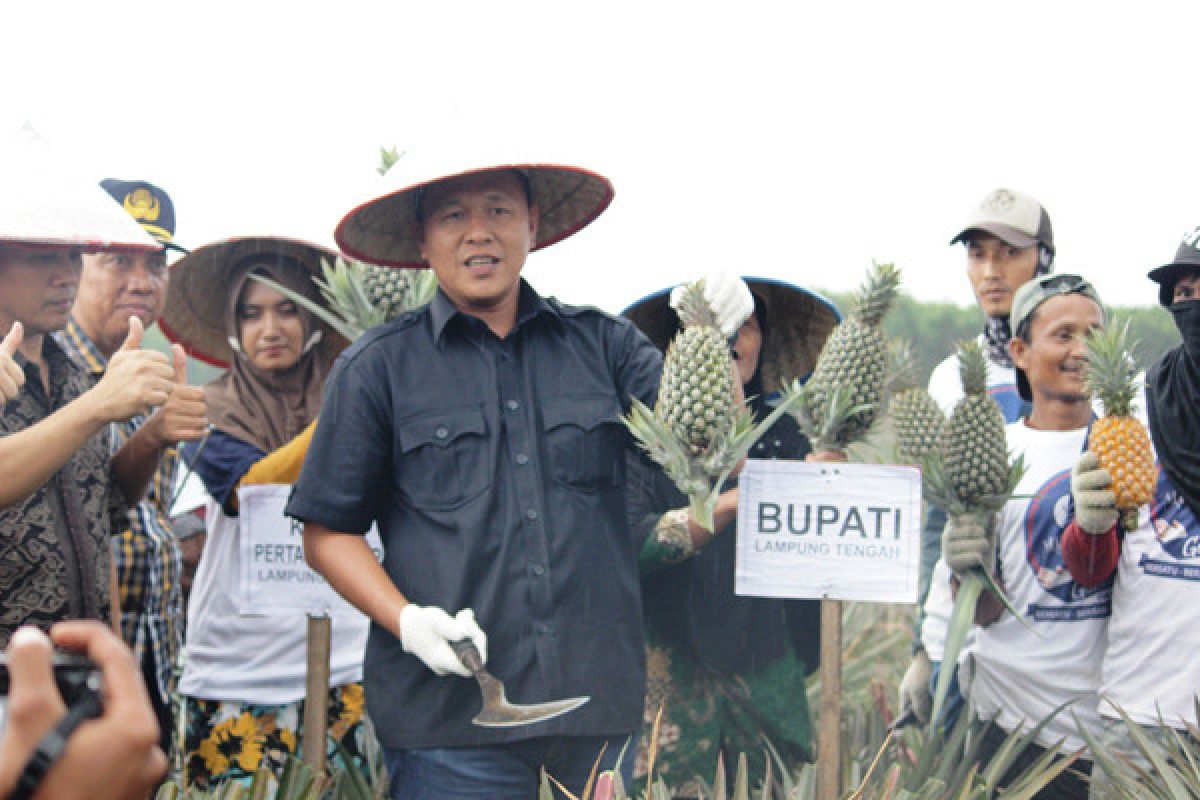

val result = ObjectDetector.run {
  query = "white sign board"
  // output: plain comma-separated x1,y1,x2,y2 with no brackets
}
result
735,460,921,603
237,484,383,613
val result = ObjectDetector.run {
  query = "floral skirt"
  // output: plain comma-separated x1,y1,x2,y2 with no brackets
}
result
181,683,370,788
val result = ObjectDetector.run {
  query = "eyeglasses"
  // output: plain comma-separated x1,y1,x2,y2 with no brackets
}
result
1033,274,1091,294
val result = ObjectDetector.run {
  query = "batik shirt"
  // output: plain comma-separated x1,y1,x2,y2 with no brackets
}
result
59,320,182,704
0,335,122,645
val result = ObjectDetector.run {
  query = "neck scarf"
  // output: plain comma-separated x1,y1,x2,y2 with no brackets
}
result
203,260,333,454
1147,301,1200,516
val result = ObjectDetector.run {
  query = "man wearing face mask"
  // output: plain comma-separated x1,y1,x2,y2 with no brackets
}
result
1061,228,1200,798
899,188,1055,725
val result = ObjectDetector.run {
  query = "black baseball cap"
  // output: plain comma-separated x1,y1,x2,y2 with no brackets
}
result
100,178,186,254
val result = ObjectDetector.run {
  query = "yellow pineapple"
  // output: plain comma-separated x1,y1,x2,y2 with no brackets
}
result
1085,322,1156,530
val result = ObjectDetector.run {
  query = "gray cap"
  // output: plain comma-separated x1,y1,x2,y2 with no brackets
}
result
950,188,1055,254
1010,274,1102,402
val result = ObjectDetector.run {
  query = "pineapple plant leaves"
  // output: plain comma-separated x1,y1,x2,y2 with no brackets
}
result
252,256,438,343
798,261,902,453
624,280,803,530
1085,320,1156,531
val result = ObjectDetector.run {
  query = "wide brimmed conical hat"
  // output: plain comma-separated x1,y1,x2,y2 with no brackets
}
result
160,236,346,368
0,128,161,253
622,277,842,394
334,141,613,267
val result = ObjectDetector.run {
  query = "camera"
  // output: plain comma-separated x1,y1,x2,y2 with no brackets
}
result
0,651,104,708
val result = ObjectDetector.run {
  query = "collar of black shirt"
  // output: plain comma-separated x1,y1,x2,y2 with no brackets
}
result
430,279,562,343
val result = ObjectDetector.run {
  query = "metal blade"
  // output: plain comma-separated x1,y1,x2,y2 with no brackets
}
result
471,694,590,728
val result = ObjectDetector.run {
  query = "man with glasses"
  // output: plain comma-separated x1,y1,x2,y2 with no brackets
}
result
62,179,207,758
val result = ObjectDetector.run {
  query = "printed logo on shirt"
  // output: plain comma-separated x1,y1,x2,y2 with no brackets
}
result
1138,469,1200,581
1023,469,1112,621
988,383,1027,424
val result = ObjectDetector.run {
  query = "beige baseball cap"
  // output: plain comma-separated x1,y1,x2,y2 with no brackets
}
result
950,188,1054,253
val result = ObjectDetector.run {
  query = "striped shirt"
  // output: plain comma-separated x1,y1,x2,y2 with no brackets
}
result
59,319,183,705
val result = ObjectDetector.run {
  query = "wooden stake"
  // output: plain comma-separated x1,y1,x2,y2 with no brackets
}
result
818,597,843,800
302,614,332,772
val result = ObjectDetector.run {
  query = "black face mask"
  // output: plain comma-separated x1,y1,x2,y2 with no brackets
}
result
1171,300,1200,362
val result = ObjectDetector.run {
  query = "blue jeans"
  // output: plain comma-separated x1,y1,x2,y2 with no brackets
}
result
385,734,637,799
928,660,965,730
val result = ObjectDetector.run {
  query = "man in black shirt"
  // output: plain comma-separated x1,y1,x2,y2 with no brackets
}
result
287,155,751,798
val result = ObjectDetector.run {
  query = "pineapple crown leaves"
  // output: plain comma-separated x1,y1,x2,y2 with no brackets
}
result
955,339,989,397
795,384,875,453
672,279,721,330
853,261,902,328
886,338,920,395
1084,319,1141,418
377,145,404,176
251,257,437,343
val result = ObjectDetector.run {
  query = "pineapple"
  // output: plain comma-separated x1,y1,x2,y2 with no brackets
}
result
1085,322,1155,530
799,262,902,452
922,340,1025,728
892,388,945,466
656,282,737,456
252,256,438,342
887,338,946,466
625,279,802,530
939,341,1011,508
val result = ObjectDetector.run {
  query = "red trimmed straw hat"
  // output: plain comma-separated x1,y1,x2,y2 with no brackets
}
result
160,236,346,368
0,127,161,253
334,139,614,268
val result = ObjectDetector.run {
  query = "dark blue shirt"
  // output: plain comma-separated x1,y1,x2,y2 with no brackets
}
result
286,281,662,749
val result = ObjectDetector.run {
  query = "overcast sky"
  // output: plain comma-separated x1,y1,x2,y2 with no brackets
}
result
4,1,1197,317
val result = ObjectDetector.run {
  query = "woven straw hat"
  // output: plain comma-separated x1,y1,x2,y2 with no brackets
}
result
160,236,346,368
622,277,843,394
0,128,160,253
334,139,613,267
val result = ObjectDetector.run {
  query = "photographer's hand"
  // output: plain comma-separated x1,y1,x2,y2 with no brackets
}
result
0,623,165,800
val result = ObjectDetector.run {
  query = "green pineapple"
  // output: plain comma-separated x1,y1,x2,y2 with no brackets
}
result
938,341,1011,508
655,282,736,456
800,262,901,452
922,340,1025,728
252,256,438,342
892,388,945,466
625,279,802,530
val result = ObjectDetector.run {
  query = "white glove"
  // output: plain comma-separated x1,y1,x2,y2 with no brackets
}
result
670,271,754,339
942,513,993,577
897,649,933,725
398,605,488,677
1072,451,1118,534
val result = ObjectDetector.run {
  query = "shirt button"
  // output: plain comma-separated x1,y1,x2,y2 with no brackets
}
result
526,508,539,521
530,563,546,576
507,400,520,412
515,453,529,465
434,425,449,439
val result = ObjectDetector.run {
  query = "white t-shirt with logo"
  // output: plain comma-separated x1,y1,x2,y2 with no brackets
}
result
179,497,369,704
921,342,1023,660
962,421,1110,752
1100,467,1200,728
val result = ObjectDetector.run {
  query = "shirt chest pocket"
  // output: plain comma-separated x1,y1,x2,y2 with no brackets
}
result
542,395,625,492
395,407,491,511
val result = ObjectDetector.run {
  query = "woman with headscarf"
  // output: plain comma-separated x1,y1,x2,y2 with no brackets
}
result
622,278,840,795
161,238,371,788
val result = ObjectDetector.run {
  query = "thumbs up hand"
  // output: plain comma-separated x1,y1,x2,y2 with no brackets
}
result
145,344,208,445
92,316,175,423
0,321,26,405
